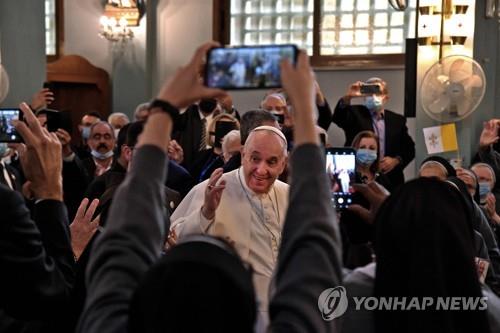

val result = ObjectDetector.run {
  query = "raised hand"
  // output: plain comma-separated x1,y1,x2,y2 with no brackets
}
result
55,128,73,157
280,50,317,145
31,88,54,111
167,139,184,164
348,181,389,224
70,198,100,260
346,81,363,98
479,120,500,149
12,102,63,201
201,168,226,220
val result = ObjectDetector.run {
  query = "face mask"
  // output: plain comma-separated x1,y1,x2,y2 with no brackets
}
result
91,149,114,160
0,143,9,158
356,148,378,166
199,99,217,114
364,96,384,112
114,129,120,138
82,126,91,140
479,182,491,203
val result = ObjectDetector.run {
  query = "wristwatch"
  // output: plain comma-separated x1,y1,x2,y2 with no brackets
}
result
148,99,180,131
149,99,179,119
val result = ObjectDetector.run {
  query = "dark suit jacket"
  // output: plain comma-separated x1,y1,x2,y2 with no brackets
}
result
332,99,415,186
0,184,75,331
173,104,203,171
0,161,22,192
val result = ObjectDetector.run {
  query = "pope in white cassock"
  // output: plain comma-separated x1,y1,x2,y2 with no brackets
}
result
170,125,289,322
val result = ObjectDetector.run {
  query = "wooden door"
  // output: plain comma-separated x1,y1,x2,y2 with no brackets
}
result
46,55,110,143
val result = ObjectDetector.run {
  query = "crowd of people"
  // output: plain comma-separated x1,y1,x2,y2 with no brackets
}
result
1,40,500,333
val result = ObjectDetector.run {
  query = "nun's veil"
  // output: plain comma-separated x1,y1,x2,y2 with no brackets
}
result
373,177,489,333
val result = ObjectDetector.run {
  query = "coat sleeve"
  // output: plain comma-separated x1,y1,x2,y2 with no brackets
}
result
268,144,343,333
169,181,215,237
0,186,75,320
397,118,415,169
316,99,333,131
331,98,354,130
77,145,168,333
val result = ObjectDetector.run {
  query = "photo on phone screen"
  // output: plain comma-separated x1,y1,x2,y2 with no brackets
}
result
325,148,356,210
205,44,298,90
0,109,22,143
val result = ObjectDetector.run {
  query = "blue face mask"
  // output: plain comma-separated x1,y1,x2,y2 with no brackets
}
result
0,143,9,157
364,96,384,112
91,149,114,160
82,126,91,140
356,148,377,166
479,182,491,203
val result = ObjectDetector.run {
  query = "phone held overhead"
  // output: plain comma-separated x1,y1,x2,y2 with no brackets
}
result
204,44,298,90
0,108,23,143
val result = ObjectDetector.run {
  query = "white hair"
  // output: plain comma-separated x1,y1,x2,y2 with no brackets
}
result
260,93,287,108
134,102,150,120
108,112,130,124
222,130,241,155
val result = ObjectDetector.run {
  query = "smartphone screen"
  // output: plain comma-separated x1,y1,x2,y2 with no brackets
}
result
325,148,356,210
360,84,381,95
0,109,23,143
205,44,298,90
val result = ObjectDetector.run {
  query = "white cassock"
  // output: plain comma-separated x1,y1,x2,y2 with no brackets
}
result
170,167,289,323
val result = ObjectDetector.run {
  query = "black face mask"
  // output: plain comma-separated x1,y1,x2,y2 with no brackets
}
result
199,99,217,114
214,121,237,149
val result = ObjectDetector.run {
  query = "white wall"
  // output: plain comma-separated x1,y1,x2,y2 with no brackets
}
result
154,0,214,94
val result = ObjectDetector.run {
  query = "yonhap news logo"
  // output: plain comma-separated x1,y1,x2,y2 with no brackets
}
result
317,286,348,321
318,286,488,321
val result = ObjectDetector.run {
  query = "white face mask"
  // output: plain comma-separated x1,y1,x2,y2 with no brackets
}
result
364,95,384,112
91,149,114,160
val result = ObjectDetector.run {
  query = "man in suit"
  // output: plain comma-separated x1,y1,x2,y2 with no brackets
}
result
60,121,116,219
173,98,219,171
332,77,415,186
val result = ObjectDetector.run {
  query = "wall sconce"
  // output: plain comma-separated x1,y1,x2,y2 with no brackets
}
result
416,0,472,59
99,0,145,43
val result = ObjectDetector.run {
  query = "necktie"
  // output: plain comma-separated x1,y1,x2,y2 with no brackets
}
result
0,162,14,190
199,118,207,151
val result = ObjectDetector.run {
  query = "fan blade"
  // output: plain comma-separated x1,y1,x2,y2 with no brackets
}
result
460,74,483,90
426,94,451,114
449,58,471,83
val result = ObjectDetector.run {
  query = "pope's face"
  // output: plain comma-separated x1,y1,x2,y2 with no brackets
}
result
241,131,286,194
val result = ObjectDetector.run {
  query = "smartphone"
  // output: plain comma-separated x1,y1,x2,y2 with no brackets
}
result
204,44,298,90
0,108,23,143
325,147,356,210
213,121,238,149
360,83,381,95
38,109,73,134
